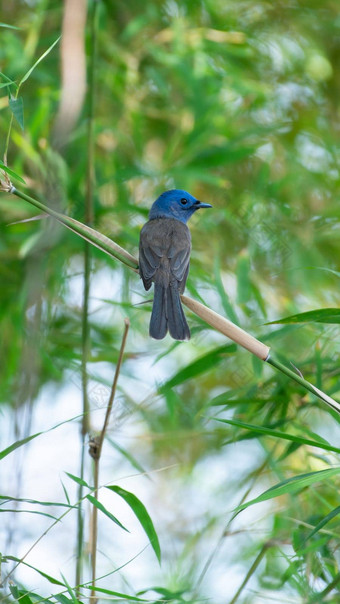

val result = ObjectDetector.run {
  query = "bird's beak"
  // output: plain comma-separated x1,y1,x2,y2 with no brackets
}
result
194,200,212,209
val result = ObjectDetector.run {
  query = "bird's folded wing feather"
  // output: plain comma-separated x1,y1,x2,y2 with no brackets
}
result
139,241,161,289
139,219,191,289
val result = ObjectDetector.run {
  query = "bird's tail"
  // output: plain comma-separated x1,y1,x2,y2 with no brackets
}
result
150,283,190,341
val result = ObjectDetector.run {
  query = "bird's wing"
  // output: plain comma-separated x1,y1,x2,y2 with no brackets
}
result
139,226,163,290
139,219,191,290
168,244,191,285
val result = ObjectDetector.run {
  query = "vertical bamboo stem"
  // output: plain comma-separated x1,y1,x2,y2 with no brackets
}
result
90,320,130,601
76,0,99,593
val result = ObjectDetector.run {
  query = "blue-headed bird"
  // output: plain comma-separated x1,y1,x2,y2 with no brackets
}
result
139,189,212,340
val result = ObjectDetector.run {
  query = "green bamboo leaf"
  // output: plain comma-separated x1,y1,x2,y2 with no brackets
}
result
215,418,340,454
11,589,47,604
0,432,42,460
54,595,74,604
82,586,148,602
19,36,61,86
314,267,340,279
213,255,240,325
0,508,59,520
138,586,187,599
60,573,79,604
65,472,92,489
159,343,235,393
0,22,21,29
0,495,71,508
60,480,71,505
5,556,65,585
106,485,161,562
10,585,33,604
86,494,129,532
236,249,251,304
9,96,24,130
266,308,340,325
300,505,340,546
234,467,340,513
0,160,26,183
108,439,149,478
0,70,18,87
0,414,91,463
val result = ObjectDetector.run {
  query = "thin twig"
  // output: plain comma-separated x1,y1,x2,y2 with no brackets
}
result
229,541,274,604
89,319,130,601
267,355,340,415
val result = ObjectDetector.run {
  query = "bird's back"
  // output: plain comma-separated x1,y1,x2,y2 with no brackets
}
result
139,217,191,290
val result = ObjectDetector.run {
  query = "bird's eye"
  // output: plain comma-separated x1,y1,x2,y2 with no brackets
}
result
180,198,188,205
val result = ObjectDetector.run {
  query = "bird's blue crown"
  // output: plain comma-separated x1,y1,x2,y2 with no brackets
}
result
149,189,211,224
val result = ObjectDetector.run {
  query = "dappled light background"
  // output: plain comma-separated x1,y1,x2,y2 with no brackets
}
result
1,1,340,603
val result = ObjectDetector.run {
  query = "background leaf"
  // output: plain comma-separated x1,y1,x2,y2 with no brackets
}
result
106,486,161,562
8,96,24,130
267,309,340,325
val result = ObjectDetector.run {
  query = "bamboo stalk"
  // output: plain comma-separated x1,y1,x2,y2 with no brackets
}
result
10,187,138,270
181,295,270,360
76,0,97,593
89,319,129,601
4,185,340,415
267,355,340,414
181,295,340,414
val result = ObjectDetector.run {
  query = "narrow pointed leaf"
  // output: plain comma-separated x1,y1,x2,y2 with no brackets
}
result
5,556,65,585
59,572,79,604
82,586,148,601
9,96,24,130
267,308,340,325
0,508,59,520
106,485,161,562
300,505,340,547
19,36,61,86
0,82,15,89
0,70,17,86
86,494,129,532
0,432,42,460
234,467,340,513
54,595,74,604
159,343,235,393
0,495,72,508
10,585,33,604
108,439,149,478
65,472,92,489
0,160,26,183
215,418,340,454
0,23,21,30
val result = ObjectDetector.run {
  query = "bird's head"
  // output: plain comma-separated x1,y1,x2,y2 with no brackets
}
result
149,189,212,224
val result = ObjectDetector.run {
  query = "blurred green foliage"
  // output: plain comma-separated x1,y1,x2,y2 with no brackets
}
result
1,1,340,602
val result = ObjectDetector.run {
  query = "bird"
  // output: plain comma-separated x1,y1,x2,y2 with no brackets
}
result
139,189,212,340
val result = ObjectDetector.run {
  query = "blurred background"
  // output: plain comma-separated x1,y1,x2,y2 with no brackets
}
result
1,1,340,602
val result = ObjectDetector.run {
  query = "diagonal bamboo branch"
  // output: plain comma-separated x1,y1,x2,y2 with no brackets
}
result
9,186,138,269
181,295,270,360
3,185,340,415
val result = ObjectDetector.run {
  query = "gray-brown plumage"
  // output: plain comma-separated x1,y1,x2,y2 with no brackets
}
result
139,218,191,340
139,189,212,340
